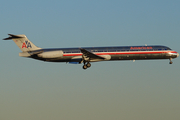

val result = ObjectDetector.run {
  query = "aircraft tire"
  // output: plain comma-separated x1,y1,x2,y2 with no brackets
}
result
86,63,91,68
83,65,87,69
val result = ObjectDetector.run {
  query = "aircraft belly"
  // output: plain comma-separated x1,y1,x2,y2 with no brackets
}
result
31,56,75,62
47,56,76,62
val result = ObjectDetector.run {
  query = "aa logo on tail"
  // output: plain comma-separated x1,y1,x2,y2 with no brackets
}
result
22,41,32,48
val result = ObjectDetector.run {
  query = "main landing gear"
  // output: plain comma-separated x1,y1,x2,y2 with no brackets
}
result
169,58,173,64
83,62,91,70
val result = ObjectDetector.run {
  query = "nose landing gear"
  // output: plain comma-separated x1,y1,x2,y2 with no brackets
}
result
169,58,173,64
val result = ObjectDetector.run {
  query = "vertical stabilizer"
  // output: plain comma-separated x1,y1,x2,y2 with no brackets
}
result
3,34,41,52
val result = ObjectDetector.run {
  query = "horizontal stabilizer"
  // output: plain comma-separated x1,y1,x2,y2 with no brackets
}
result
3,34,24,40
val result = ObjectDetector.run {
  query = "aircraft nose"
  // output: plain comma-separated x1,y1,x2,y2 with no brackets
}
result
168,51,179,58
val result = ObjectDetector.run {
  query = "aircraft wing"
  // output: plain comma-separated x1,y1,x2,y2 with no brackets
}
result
80,48,105,60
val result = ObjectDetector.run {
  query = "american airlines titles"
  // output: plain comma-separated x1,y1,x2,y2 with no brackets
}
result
130,47,153,50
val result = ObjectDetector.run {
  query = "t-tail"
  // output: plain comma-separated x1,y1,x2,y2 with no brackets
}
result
3,34,41,52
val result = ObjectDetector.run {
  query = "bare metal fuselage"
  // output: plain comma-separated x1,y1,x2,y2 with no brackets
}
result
3,34,179,69
29,46,179,63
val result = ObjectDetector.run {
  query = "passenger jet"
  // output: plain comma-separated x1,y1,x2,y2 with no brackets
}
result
3,34,179,69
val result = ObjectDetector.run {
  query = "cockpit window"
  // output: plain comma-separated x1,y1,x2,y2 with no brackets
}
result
166,47,171,50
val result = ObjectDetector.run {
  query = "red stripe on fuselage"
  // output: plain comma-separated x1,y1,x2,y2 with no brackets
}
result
63,51,177,57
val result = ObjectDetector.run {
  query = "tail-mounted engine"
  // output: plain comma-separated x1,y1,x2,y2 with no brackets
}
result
38,51,63,58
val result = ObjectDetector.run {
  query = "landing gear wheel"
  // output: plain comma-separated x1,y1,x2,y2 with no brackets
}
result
86,63,91,68
83,65,87,69
169,58,173,64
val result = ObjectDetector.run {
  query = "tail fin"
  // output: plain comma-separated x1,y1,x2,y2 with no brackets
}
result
3,34,41,52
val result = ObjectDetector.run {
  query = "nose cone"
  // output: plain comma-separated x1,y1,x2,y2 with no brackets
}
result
168,51,179,58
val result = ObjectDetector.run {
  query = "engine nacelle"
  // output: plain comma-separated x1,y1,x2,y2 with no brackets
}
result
38,51,63,58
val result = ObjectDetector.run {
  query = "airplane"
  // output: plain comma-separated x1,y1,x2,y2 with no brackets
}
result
3,34,179,69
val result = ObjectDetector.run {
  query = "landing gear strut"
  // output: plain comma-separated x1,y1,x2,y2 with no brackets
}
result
169,58,173,64
82,62,91,70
